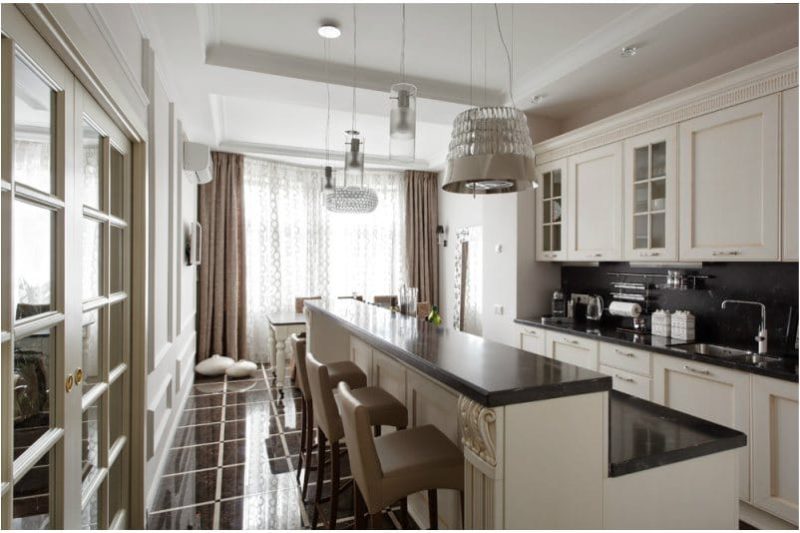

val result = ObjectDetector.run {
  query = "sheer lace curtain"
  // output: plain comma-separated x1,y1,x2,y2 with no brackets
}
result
244,158,407,361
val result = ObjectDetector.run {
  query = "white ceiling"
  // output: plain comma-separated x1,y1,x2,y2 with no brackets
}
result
137,3,798,169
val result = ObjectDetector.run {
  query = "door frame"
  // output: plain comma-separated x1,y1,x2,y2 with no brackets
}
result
6,4,149,528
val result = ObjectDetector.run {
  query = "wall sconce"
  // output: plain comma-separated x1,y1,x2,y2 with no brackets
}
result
437,225,448,247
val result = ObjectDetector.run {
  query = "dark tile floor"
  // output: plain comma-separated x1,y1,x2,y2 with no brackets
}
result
146,365,411,530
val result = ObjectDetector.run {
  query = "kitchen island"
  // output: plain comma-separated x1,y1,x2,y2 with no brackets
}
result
305,299,746,529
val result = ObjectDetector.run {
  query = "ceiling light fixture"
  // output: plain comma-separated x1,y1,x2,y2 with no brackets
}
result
442,4,536,195
326,5,378,214
530,94,545,105
620,45,638,58
389,4,416,161
317,24,341,39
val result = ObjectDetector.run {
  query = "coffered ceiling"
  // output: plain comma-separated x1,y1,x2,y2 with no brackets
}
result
135,3,798,169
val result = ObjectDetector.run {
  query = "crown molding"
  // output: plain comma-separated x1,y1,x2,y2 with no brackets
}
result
534,48,798,164
220,140,432,171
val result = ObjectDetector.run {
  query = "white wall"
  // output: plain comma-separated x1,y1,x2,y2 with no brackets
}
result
44,4,199,518
438,118,562,345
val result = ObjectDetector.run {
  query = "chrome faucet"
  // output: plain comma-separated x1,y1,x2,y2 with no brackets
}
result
721,299,767,354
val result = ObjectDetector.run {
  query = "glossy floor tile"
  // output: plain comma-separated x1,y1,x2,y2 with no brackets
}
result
147,364,415,530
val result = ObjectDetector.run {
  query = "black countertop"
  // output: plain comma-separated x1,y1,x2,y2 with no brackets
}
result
608,390,747,476
515,317,798,382
306,300,611,407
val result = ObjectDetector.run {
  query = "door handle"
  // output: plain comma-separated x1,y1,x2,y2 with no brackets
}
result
74,368,84,384
65,374,74,393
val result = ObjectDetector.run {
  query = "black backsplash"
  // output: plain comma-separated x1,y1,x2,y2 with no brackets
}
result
561,262,799,352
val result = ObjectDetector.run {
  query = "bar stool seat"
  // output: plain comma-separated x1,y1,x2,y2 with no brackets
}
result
375,425,463,498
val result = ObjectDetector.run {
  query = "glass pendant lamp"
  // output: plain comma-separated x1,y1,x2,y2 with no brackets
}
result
389,5,416,161
325,5,378,214
442,5,536,194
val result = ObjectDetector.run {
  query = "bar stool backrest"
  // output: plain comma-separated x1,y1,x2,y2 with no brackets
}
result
290,335,309,397
337,382,384,510
305,351,344,442
295,296,322,314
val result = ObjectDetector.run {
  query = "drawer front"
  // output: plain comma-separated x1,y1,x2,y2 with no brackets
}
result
600,364,651,400
599,342,652,377
547,332,599,370
519,327,546,356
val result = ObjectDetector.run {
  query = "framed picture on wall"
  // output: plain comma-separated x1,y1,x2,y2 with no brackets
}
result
185,221,202,266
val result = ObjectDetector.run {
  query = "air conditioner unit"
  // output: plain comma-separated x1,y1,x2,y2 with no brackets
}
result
183,141,213,184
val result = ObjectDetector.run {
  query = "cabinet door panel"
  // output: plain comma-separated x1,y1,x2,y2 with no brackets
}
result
546,332,598,370
679,95,780,260
752,375,798,524
782,88,798,261
623,126,678,261
519,326,546,356
567,143,623,261
372,349,406,406
536,159,568,261
350,336,373,385
652,355,750,501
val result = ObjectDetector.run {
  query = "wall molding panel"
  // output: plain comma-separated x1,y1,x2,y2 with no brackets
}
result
146,377,173,459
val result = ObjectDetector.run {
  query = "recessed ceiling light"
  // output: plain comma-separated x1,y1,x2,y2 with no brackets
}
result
620,46,638,58
530,95,545,105
318,24,341,39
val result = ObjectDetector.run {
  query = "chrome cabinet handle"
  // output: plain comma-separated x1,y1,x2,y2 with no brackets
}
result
615,374,635,383
683,364,711,375
615,349,635,358
640,251,661,257
566,339,580,345
594,253,603,257
712,250,741,256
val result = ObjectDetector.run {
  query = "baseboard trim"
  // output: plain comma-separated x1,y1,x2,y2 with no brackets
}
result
740,501,797,530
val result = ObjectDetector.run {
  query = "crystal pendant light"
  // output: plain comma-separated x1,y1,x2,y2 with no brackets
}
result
325,5,378,214
389,4,416,161
442,5,536,194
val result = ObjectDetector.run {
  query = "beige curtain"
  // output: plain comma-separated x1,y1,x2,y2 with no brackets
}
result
405,170,440,305
197,152,248,361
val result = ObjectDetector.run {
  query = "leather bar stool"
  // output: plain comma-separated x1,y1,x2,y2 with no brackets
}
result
306,352,408,529
338,382,464,530
292,335,367,501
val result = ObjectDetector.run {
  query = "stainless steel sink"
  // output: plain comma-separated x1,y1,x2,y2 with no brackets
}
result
667,343,782,365
667,343,753,358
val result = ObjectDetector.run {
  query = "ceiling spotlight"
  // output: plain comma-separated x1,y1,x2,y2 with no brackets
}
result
318,24,341,39
530,95,545,105
620,46,638,58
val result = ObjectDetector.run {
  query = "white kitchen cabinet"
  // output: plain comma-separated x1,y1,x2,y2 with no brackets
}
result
652,354,751,501
782,87,798,261
536,159,568,261
678,95,780,261
599,364,652,401
545,331,599,370
350,336,373,384
517,324,546,356
623,126,678,262
751,375,798,524
372,349,406,406
566,143,623,261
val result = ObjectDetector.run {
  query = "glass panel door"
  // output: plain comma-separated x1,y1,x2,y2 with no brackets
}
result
2,20,132,530
2,35,67,530
630,141,667,250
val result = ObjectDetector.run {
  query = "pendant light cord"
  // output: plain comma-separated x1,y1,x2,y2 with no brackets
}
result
400,4,406,82
351,4,357,133
494,3,515,108
469,4,473,106
324,39,331,166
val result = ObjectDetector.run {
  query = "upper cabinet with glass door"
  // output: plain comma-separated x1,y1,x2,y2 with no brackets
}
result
536,159,567,261
623,126,678,262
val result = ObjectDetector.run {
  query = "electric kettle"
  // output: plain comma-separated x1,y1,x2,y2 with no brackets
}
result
586,295,604,321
